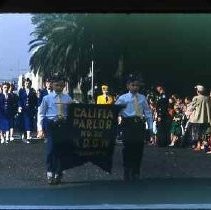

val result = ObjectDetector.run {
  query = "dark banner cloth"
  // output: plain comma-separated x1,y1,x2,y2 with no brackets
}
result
51,104,123,173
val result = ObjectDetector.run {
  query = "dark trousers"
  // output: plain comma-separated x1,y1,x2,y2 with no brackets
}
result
45,119,63,175
157,116,170,147
122,117,145,179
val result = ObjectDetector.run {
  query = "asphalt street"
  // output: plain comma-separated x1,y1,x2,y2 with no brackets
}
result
1,139,211,209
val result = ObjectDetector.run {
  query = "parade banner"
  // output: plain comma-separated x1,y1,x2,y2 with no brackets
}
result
52,104,123,173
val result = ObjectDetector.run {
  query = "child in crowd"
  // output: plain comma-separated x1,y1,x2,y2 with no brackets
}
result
169,105,183,147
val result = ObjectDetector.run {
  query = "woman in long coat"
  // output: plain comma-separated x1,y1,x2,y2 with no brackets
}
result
18,78,38,143
189,85,211,151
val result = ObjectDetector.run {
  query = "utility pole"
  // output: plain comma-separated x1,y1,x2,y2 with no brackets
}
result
91,43,94,100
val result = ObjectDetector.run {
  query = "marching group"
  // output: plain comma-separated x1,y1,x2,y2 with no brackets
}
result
1,74,211,183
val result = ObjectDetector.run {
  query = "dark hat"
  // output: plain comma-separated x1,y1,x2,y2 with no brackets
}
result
45,78,52,82
195,85,205,92
50,73,66,82
126,74,145,85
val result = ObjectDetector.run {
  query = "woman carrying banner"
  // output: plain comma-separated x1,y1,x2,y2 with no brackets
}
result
37,75,72,185
115,74,153,181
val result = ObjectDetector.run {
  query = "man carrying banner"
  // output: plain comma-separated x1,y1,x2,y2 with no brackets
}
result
37,75,73,185
115,74,153,181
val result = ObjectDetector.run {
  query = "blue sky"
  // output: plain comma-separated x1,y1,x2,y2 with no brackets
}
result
0,13,34,80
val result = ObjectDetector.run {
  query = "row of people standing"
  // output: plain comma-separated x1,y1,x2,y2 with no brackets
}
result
0,78,53,144
0,82,18,143
147,84,211,152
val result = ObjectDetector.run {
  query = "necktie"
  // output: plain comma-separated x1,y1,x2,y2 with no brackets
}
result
134,94,143,118
57,94,64,118
105,96,108,103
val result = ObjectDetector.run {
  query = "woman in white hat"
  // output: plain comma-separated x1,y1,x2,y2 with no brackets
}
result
189,85,211,151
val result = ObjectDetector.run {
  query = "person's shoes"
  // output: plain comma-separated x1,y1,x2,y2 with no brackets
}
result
5,137,9,142
10,137,15,141
148,141,155,146
27,136,33,140
169,142,175,147
54,173,62,185
1,136,5,144
23,139,30,144
47,172,54,185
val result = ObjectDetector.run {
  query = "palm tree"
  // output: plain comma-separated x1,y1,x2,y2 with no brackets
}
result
29,14,146,99
29,14,92,94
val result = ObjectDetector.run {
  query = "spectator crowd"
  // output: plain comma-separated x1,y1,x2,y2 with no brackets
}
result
0,77,211,156
145,84,211,154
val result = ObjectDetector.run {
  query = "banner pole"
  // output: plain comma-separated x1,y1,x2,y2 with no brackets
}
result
91,44,94,100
